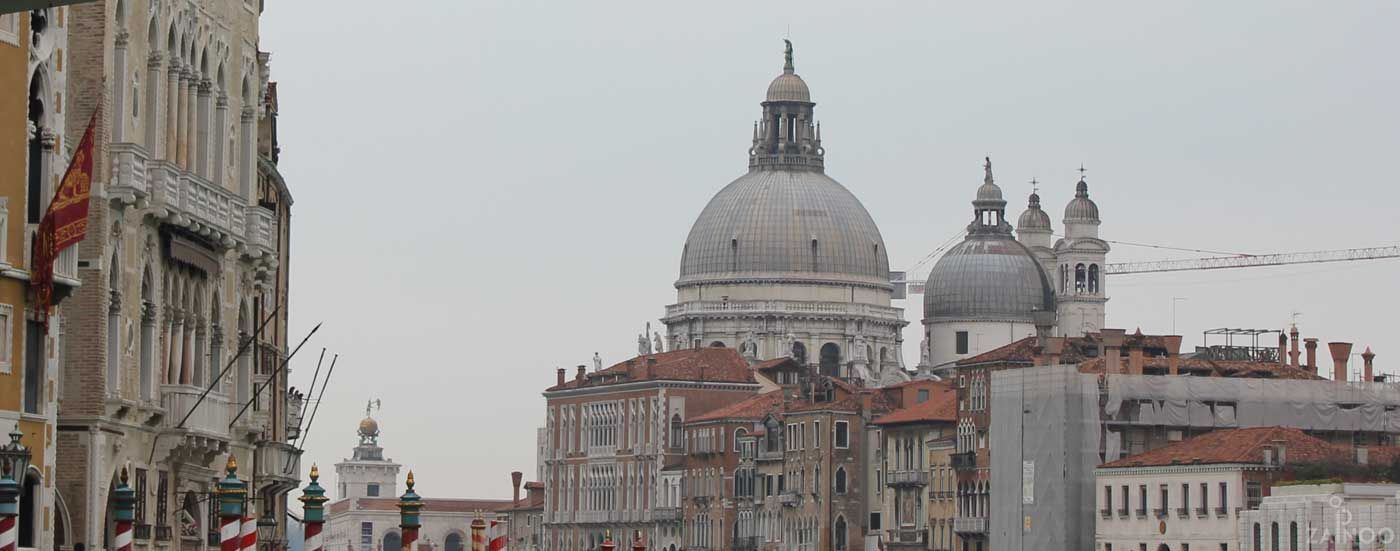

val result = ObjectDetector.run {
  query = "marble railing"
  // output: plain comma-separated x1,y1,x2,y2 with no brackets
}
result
665,300,903,320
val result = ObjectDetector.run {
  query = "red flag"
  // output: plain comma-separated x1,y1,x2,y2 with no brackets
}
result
31,110,96,327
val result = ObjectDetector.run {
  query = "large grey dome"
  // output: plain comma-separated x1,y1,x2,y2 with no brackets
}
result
678,169,890,287
923,236,1055,321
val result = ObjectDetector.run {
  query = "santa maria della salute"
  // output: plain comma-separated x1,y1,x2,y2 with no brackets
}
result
663,41,1108,383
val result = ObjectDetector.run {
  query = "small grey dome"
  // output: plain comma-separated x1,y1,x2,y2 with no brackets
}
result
923,236,1055,321
678,169,889,287
976,181,1003,202
1064,179,1100,223
767,72,811,103
1018,192,1052,231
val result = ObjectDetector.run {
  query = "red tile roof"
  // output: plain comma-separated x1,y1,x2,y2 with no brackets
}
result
546,348,756,391
1100,427,1342,469
328,497,515,515
957,335,1323,380
872,383,957,426
688,391,785,423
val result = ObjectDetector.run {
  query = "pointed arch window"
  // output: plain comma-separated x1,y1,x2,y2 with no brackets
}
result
834,467,847,495
1074,263,1087,293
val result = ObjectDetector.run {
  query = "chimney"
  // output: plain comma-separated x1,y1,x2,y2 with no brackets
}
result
1289,326,1301,369
511,471,523,506
1278,332,1288,368
1328,342,1353,382
576,364,586,383
556,367,566,387
1362,347,1375,383
1304,338,1319,374
1126,334,1145,375
1101,329,1126,374
1163,335,1183,376
1043,337,1065,366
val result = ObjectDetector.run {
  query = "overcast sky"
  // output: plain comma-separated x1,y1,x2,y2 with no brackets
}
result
260,1,1399,502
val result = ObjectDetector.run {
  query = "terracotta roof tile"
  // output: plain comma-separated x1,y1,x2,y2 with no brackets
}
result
330,497,515,514
872,383,958,426
1100,427,1342,468
546,348,756,391
688,391,785,423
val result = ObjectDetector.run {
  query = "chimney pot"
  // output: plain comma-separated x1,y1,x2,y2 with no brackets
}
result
511,471,523,506
1328,342,1353,382
1289,326,1302,368
1362,347,1376,383
1278,332,1288,368
1304,338,1319,374
556,367,566,387
576,364,586,382
1101,329,1126,374
1163,335,1183,376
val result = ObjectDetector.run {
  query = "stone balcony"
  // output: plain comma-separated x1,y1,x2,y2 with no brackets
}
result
256,441,302,493
159,384,231,463
663,300,904,322
652,507,681,522
109,143,278,265
885,469,930,487
952,516,986,535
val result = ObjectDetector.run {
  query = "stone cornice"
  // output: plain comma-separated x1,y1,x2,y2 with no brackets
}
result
542,379,760,399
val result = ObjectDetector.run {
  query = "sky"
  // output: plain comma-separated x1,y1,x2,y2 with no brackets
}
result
259,1,1400,502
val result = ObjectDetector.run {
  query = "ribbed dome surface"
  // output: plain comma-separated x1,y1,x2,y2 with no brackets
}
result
766,73,811,103
1019,192,1052,230
679,169,889,286
976,181,1004,202
923,236,1055,320
1064,180,1100,223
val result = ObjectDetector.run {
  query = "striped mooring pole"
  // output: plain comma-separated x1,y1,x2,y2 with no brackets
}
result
0,459,22,551
397,471,423,551
299,464,328,551
239,515,257,551
469,513,486,551
113,468,137,551
217,456,246,551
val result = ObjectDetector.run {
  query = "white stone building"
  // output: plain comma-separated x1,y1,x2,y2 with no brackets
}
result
1237,483,1400,551
325,413,513,551
662,41,908,387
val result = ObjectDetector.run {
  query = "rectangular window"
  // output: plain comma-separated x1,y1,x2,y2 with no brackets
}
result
786,424,797,451
135,468,148,526
1158,484,1169,516
834,421,849,449
1245,481,1262,509
1138,484,1147,515
869,512,882,531
1200,483,1208,511
1219,482,1228,511
360,522,373,547
814,421,821,448
1121,485,1129,513
366,483,380,497
23,320,44,414
155,471,169,528
0,14,17,46
1181,483,1189,511
917,389,929,403
799,422,805,449
955,331,969,355
1104,486,1112,513
0,304,11,372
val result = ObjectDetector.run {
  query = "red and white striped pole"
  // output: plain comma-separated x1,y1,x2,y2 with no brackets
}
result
217,456,247,551
239,515,257,551
300,464,328,551
113,468,136,551
0,459,25,551
398,472,423,551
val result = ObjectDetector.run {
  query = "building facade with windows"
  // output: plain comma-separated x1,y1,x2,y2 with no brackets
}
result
540,348,761,551
869,380,958,551
0,6,77,551
324,413,513,551
1236,482,1400,551
53,1,300,550
1095,427,1393,551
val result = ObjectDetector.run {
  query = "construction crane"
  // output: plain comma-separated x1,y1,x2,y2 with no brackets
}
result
893,245,1400,296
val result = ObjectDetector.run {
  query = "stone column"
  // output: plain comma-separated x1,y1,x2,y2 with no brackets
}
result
142,301,157,399
185,70,198,170
176,67,190,167
146,52,164,156
180,318,195,385
168,311,184,385
112,30,130,142
238,106,255,204
166,60,181,162
196,79,212,177
213,93,228,184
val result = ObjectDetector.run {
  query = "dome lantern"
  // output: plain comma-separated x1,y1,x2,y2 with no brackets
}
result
750,40,823,171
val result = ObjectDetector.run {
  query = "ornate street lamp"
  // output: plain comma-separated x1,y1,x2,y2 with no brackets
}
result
0,425,31,487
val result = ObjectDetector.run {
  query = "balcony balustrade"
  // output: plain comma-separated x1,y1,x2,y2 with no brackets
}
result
161,385,230,437
885,470,930,487
664,300,903,322
952,517,986,535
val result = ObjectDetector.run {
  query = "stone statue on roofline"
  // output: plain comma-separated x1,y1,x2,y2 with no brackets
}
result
593,352,602,372
654,332,665,354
